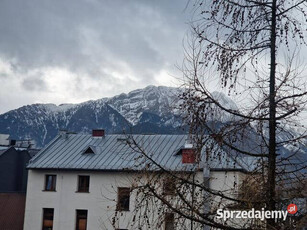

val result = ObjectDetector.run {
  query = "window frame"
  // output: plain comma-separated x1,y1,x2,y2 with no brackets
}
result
44,175,56,191
163,178,176,196
77,175,90,193
117,187,130,211
42,208,54,230
76,209,88,230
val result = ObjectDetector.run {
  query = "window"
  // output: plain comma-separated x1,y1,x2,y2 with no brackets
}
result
76,210,87,230
163,178,175,195
164,213,175,230
44,175,56,191
78,176,90,192
117,187,130,211
42,208,54,230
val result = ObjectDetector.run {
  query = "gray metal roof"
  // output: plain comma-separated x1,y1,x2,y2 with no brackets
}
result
28,133,246,171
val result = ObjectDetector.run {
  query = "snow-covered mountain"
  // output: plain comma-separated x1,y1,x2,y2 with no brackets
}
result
1,84,305,160
107,86,182,126
0,86,185,147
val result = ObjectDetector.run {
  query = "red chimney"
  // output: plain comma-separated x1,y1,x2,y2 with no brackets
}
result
92,129,105,137
182,149,196,164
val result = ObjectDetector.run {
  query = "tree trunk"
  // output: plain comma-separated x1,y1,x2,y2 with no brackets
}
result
268,0,277,228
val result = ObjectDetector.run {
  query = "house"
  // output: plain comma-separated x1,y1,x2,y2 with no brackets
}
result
0,134,38,230
0,147,35,193
23,130,248,230
0,135,38,193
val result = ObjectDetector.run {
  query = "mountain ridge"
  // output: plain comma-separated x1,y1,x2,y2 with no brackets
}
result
0,85,184,147
0,85,305,163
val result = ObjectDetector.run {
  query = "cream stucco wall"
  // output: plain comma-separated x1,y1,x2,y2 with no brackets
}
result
24,169,244,230
24,170,140,230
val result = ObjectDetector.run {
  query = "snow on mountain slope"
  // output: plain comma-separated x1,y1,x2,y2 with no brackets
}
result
0,100,130,147
0,86,185,147
3,85,284,149
106,85,182,125
0,84,305,163
211,91,238,110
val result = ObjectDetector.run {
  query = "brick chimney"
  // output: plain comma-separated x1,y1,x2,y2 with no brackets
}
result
92,129,105,137
182,148,196,164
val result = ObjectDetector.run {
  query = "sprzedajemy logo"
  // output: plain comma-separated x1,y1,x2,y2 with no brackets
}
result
287,204,297,215
216,204,297,221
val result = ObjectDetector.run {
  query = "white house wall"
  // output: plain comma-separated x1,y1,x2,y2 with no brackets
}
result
24,170,140,230
210,170,245,210
24,169,243,230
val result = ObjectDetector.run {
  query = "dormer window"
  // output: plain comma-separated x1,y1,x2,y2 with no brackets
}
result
83,146,95,154
182,149,196,164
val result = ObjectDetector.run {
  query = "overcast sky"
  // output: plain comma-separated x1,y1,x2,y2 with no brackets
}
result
0,0,191,114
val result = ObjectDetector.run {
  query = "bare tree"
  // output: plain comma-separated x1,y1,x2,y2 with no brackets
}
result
108,133,265,230
111,0,307,229
179,0,307,228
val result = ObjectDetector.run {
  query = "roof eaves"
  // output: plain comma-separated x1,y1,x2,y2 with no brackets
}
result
210,168,248,173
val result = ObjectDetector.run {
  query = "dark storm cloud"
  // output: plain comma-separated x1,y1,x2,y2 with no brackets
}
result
0,0,188,75
0,0,190,113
